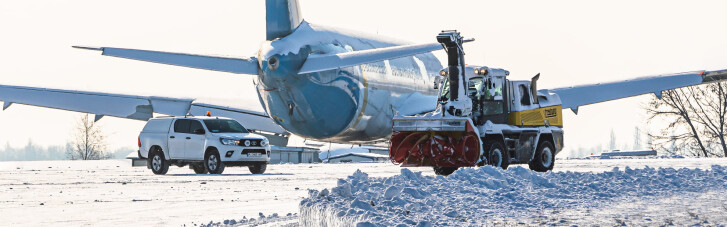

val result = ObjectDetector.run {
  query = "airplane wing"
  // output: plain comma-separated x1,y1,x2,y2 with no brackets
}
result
73,46,260,75
298,40,472,74
0,84,287,135
550,69,727,114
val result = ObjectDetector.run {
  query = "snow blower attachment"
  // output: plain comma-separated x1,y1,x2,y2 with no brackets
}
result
389,31,481,169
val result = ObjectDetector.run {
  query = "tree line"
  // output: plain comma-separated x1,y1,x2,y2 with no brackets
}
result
647,82,727,157
0,114,134,161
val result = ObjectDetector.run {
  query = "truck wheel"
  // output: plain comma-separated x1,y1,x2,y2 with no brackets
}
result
205,150,225,174
488,141,509,170
529,140,555,172
191,163,208,174
148,148,169,175
248,163,267,174
433,167,458,176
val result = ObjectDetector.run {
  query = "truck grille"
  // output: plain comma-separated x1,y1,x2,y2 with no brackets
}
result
237,139,263,147
242,149,266,155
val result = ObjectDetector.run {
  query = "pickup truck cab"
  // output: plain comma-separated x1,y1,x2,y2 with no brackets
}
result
138,116,271,175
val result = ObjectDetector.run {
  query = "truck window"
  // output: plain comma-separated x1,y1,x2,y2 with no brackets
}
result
174,119,190,133
189,120,204,133
203,119,249,133
519,84,531,106
439,78,450,101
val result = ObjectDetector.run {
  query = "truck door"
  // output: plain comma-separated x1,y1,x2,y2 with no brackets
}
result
185,120,207,160
169,119,189,159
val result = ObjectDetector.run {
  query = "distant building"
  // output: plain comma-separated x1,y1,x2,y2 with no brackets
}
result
270,146,321,164
326,152,389,163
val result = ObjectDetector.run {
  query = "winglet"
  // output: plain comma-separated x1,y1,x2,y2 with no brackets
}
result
72,46,103,51
2,102,11,110
94,114,104,122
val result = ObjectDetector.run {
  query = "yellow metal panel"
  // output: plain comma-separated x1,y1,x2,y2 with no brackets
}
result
508,105,563,127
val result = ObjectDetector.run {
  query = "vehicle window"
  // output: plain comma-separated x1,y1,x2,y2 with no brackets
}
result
519,84,531,106
189,120,204,134
439,78,450,100
203,119,248,133
468,78,483,97
174,119,190,133
482,101,504,115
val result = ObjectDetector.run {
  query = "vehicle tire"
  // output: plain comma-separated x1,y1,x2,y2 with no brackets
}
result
191,163,208,174
148,148,169,175
248,163,267,174
433,167,458,176
487,140,509,170
205,149,225,174
529,140,555,172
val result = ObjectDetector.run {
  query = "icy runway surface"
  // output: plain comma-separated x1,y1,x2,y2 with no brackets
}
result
1,158,726,226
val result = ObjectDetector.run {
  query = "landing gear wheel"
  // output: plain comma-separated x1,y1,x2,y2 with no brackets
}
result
529,140,555,172
205,150,225,174
488,141,509,170
248,163,267,174
148,148,169,175
433,167,458,176
191,163,208,174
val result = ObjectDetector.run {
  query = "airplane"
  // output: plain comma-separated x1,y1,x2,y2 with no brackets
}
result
1,0,726,147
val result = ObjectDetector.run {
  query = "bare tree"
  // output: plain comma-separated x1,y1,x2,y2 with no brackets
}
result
646,82,727,157
66,114,110,160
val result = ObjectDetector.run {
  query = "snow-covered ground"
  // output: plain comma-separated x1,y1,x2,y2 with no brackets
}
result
1,158,726,226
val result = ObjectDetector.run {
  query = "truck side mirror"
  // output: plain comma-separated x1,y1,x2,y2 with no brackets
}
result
194,129,206,135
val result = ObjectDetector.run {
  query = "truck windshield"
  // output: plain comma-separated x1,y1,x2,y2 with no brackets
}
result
439,78,450,100
203,119,249,133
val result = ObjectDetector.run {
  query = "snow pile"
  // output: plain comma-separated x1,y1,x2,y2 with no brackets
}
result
195,213,298,227
300,165,727,226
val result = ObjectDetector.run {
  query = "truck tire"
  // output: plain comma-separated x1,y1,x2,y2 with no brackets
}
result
191,163,208,174
529,140,555,172
488,141,509,170
205,150,225,174
148,148,169,175
433,167,458,176
248,163,267,174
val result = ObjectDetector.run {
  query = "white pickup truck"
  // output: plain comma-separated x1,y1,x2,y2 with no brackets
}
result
138,116,271,175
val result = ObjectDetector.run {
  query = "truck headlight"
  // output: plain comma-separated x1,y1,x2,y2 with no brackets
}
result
261,140,269,146
244,140,251,146
220,138,238,146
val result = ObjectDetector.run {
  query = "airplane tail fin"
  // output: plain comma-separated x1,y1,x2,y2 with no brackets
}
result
266,0,303,40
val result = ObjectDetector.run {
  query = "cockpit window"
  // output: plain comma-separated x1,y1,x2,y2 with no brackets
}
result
203,120,249,133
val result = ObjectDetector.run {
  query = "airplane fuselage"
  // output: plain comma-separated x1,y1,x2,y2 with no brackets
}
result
255,22,442,143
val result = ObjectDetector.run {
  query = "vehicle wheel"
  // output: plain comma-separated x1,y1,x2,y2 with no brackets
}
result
148,148,169,175
191,163,208,174
205,150,225,174
433,167,458,176
487,140,509,170
248,163,267,174
529,140,555,172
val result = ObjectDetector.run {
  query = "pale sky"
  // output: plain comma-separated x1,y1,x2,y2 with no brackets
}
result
1,0,726,156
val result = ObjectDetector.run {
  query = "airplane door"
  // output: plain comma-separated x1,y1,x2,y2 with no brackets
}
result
185,120,207,160
169,119,189,159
